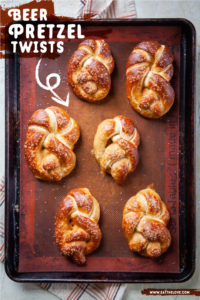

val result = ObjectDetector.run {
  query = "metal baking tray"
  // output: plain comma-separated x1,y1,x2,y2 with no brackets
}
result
5,19,196,282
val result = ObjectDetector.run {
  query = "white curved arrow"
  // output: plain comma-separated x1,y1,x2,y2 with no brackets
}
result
35,58,69,107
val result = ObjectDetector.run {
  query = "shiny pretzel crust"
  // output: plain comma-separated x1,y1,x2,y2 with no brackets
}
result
126,40,175,118
55,188,101,264
67,39,114,102
122,185,171,258
93,115,140,184
24,106,80,181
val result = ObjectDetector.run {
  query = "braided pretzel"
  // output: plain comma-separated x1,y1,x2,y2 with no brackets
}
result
122,185,171,258
126,41,175,118
67,39,114,102
24,106,80,181
93,115,140,184
55,188,101,265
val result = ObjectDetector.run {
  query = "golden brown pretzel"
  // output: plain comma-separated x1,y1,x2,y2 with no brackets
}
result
24,106,80,181
67,39,114,102
126,41,175,118
93,115,140,184
55,188,101,265
122,185,171,258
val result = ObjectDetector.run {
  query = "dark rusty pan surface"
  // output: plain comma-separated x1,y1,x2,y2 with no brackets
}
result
5,19,195,282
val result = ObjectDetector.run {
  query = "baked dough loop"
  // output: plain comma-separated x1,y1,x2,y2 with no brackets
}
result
93,115,140,184
122,185,171,258
55,188,101,265
67,39,114,102
126,41,175,118
24,106,80,181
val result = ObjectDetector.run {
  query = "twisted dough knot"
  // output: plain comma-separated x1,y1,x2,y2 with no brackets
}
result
55,188,101,265
67,39,114,102
126,41,175,118
24,106,80,181
93,115,140,184
122,185,171,258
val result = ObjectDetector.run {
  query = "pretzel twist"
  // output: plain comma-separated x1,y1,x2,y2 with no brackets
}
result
122,185,171,258
93,115,140,184
24,106,80,181
67,39,114,102
126,41,175,118
55,188,101,265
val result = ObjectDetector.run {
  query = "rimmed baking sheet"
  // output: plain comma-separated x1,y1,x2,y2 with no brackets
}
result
5,19,195,282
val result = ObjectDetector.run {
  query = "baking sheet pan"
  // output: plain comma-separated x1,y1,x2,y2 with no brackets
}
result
5,19,195,282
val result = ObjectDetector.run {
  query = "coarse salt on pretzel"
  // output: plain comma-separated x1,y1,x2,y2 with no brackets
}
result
126,41,175,118
122,185,171,258
55,188,101,264
93,115,140,184
67,39,114,102
24,106,80,181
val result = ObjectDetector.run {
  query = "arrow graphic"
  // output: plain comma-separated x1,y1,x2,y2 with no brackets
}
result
35,58,69,107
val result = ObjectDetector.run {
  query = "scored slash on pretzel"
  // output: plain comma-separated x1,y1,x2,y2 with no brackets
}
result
35,58,70,107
